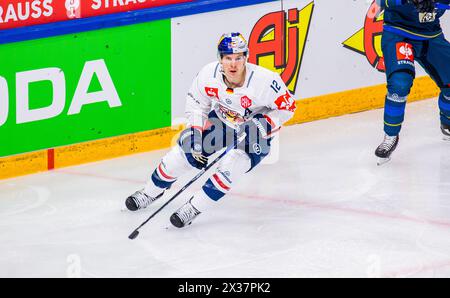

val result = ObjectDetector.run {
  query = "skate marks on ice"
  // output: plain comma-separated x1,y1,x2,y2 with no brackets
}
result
0,183,54,218
1,99,450,277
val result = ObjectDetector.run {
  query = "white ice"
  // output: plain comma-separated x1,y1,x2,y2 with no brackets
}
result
1,98,450,278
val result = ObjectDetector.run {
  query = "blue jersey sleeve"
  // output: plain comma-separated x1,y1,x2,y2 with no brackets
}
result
376,0,408,9
436,0,450,9
378,0,450,9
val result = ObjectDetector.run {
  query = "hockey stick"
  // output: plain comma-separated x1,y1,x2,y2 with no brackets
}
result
128,132,246,240
436,3,450,9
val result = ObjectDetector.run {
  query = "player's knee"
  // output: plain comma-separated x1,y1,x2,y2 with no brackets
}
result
155,145,193,182
439,87,450,106
387,71,414,98
201,150,250,201
242,141,271,171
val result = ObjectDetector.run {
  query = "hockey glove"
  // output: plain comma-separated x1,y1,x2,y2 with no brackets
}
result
410,0,436,13
190,127,208,169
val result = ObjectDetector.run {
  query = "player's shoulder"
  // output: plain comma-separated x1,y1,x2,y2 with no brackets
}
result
246,63,283,86
197,62,222,80
246,63,278,78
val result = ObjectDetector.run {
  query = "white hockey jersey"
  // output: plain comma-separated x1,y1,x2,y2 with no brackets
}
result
185,62,296,135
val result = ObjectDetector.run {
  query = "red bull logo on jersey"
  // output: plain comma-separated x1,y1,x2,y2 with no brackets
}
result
248,2,314,94
342,0,386,72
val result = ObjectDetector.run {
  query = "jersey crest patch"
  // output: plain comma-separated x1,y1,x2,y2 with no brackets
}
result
240,96,252,109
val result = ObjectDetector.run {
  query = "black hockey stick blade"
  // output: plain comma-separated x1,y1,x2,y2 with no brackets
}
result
128,230,140,240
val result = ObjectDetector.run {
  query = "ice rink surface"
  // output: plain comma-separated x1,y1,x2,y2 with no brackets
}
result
1,98,450,278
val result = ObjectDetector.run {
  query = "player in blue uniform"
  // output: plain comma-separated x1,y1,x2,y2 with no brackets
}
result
375,0,450,165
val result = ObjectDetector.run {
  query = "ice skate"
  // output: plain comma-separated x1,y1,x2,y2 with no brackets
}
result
125,189,163,211
441,124,450,141
375,134,399,166
170,197,201,228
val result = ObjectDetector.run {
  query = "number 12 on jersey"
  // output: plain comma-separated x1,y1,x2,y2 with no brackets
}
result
271,80,281,93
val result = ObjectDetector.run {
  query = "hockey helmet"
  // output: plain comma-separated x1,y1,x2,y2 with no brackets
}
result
217,32,249,58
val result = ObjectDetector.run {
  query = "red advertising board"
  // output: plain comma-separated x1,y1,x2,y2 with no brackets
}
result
0,0,193,30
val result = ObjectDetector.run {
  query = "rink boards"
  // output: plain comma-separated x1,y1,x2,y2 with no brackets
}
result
0,0,448,179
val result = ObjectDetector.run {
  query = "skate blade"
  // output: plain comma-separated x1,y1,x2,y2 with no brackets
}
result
443,136,450,141
377,157,391,166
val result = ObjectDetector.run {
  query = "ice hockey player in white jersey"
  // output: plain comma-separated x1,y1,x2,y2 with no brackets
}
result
125,32,297,228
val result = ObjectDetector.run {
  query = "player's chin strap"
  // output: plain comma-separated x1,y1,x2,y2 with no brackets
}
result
128,132,247,240
436,2,450,9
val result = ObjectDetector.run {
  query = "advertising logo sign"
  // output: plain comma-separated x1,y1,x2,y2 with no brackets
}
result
0,0,192,31
342,1,385,72
396,42,414,62
0,20,171,157
248,1,314,94
65,0,81,19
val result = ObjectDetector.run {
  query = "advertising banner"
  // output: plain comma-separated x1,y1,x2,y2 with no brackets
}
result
0,0,192,30
171,0,318,123
0,19,171,157
171,0,450,123
1,0,449,160
343,0,450,73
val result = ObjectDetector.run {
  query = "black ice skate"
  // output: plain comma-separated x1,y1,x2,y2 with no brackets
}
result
170,197,201,228
441,124,450,141
375,134,399,166
125,189,163,211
